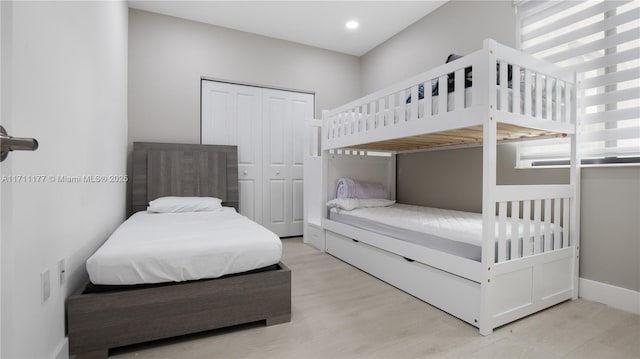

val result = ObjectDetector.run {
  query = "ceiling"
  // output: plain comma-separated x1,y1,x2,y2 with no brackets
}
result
127,1,447,56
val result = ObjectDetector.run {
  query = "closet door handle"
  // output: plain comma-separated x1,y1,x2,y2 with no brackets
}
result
243,171,248,175
0,126,39,162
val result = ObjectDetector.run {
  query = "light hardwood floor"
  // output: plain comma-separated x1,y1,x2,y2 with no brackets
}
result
112,238,640,358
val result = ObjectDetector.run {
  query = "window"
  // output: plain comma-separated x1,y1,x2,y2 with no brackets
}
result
515,0,640,167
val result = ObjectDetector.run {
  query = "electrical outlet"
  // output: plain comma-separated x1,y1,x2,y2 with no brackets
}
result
41,269,50,303
58,259,66,286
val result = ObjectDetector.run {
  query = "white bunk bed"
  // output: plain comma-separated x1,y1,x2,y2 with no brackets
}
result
305,39,580,335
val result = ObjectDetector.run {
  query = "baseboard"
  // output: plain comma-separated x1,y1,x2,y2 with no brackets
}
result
579,278,640,315
53,338,69,359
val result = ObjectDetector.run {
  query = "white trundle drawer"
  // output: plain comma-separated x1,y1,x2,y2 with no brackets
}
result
325,230,481,326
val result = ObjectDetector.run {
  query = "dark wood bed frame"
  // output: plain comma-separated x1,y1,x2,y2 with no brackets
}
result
66,142,291,359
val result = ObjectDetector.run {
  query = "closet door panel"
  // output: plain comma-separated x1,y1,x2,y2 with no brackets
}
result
235,88,262,223
292,179,304,222
292,100,306,167
263,91,290,235
269,180,286,223
239,180,256,220
263,89,313,237
236,93,259,165
201,81,262,223
201,83,235,146
289,96,311,233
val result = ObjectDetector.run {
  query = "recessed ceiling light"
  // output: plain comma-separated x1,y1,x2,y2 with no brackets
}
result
345,20,359,30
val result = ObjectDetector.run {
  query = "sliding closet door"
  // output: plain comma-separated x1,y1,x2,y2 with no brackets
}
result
262,89,313,237
201,81,263,222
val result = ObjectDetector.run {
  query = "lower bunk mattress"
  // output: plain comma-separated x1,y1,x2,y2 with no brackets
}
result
87,207,282,285
329,203,561,262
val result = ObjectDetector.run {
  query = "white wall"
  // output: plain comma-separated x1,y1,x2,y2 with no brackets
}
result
360,0,640,292
0,2,128,358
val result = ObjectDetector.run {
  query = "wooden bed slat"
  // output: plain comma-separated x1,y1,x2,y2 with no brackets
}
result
345,123,566,152
438,75,447,115
524,69,533,116
565,82,573,124
533,199,542,254
425,81,433,118
554,198,562,250
563,197,570,247
522,200,532,257
510,201,519,260
410,85,419,122
388,93,396,125
544,199,552,252
498,201,507,263
545,75,553,120
455,69,465,112
513,65,521,115
535,73,543,119
555,79,562,122
499,61,508,112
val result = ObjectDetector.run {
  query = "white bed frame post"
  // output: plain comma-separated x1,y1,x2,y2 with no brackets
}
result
479,39,498,336
570,72,582,299
320,110,330,250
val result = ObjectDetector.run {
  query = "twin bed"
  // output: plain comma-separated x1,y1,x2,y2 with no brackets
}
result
66,143,291,359
309,39,580,335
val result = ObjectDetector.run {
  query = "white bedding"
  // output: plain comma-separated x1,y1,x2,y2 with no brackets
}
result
86,207,282,285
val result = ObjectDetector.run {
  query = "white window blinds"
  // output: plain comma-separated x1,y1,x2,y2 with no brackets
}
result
516,0,640,166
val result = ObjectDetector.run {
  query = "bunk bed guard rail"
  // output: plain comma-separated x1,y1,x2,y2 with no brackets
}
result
321,39,575,152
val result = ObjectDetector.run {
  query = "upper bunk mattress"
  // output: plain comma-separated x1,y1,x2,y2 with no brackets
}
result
86,207,282,285
329,203,561,262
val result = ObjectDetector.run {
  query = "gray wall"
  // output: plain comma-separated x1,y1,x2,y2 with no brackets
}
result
362,1,640,292
581,167,640,291
397,144,569,213
361,0,516,94
128,8,361,147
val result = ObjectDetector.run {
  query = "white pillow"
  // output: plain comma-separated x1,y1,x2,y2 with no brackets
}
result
326,198,395,211
147,196,223,213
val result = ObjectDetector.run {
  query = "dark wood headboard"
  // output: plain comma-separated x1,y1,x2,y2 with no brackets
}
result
131,142,239,214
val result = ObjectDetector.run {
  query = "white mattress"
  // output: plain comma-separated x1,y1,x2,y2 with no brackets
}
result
86,207,282,285
329,204,561,261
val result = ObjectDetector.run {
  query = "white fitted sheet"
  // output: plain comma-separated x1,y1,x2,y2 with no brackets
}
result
329,204,562,261
86,207,282,285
